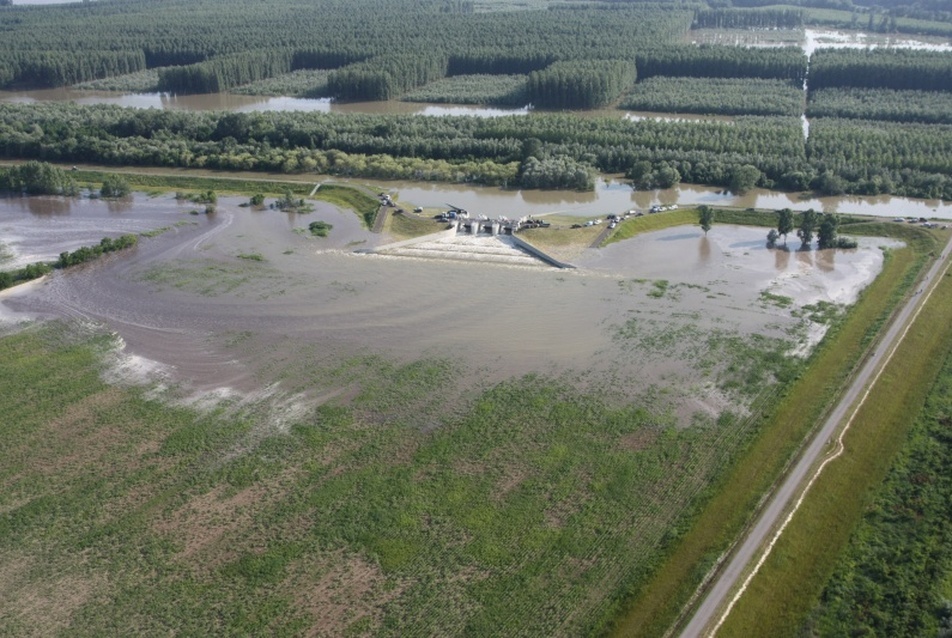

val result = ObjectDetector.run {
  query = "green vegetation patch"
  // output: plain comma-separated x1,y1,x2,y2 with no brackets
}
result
802,339,952,636
384,211,436,241
760,290,794,309
307,221,332,237
401,74,528,106
73,69,160,92
139,259,290,297
230,69,333,98
0,322,797,637
808,87,952,125
314,183,379,228
606,209,699,244
621,77,803,117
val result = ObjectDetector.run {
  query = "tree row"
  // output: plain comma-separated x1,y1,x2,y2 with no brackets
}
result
807,87,952,125
621,77,804,117
809,49,952,92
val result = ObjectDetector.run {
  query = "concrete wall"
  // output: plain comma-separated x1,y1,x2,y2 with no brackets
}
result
507,235,576,269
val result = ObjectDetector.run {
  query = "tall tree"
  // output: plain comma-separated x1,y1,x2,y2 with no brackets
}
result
817,212,840,249
777,208,794,245
698,205,714,235
797,208,818,250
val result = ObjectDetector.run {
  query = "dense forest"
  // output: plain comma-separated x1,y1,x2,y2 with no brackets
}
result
0,0,951,199
807,87,952,124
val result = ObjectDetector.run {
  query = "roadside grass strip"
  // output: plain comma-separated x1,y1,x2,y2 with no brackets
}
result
716,241,952,637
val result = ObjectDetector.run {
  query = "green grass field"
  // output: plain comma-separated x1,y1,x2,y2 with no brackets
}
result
0,320,799,636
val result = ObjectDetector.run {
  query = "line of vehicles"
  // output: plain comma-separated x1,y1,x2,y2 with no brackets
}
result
425,202,686,233
893,216,946,229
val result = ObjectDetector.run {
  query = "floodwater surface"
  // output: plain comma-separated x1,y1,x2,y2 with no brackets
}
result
1,192,898,425
386,178,952,220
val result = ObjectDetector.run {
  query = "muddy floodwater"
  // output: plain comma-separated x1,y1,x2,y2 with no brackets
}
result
1,191,902,423
384,178,952,220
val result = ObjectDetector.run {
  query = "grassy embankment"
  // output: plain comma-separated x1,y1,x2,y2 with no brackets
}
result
311,183,380,229
69,169,382,229
718,240,952,636
384,210,442,240
610,217,942,637
69,169,315,198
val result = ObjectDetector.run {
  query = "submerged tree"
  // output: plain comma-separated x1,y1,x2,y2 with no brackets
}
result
777,208,794,245
99,174,130,198
766,228,779,248
698,205,714,235
797,208,818,250
817,212,840,249
0,161,77,196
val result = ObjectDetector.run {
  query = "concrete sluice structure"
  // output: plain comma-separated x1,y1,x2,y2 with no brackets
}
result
375,235,553,268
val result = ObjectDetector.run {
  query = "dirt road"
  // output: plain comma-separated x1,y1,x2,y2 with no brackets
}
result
678,232,952,638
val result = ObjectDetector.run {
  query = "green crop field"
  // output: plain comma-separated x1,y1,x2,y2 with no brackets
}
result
0,319,796,636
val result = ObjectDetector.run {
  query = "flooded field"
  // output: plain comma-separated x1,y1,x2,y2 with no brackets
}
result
0,186,923,637
688,27,952,56
0,191,898,424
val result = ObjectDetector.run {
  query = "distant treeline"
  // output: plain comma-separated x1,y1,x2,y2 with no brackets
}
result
635,46,807,83
4,102,952,198
327,54,449,101
621,77,804,116
692,7,803,29
807,87,952,124
2,0,950,103
0,0,690,91
157,50,296,94
810,49,952,92
0,50,146,89
147,44,810,98
0,103,809,192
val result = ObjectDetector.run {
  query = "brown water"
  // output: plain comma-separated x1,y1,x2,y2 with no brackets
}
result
1,193,898,424
384,178,952,220
0,88,532,116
